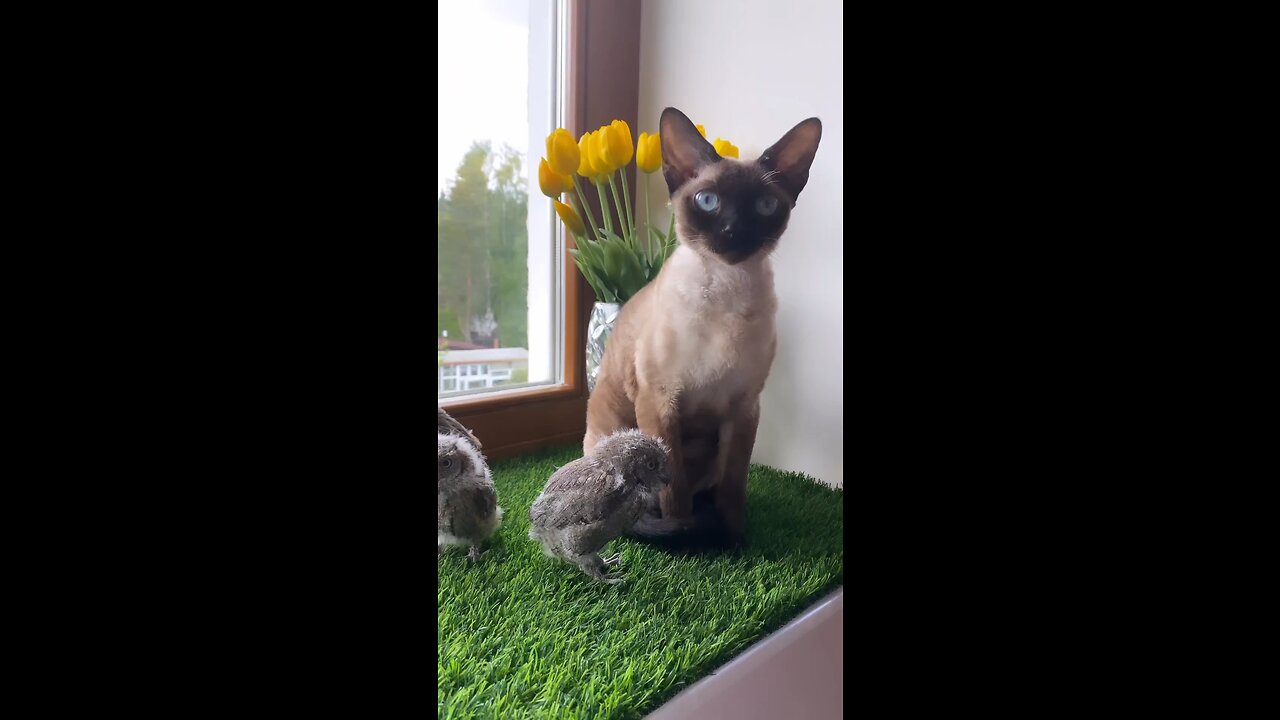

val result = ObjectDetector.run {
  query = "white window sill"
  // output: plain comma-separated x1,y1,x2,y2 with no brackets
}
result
645,588,844,720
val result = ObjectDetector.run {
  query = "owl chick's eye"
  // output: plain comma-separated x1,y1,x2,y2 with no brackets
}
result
755,195,778,216
441,458,452,469
694,190,720,213
646,459,657,470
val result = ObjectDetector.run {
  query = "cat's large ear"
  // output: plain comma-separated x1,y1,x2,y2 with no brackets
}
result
759,118,822,205
660,107,720,195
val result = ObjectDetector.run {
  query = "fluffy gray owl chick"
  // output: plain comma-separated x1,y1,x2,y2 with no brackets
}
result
528,430,671,583
438,432,503,561
438,406,481,449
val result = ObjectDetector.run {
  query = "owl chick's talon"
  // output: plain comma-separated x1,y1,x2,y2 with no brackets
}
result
602,553,622,566
585,566,624,584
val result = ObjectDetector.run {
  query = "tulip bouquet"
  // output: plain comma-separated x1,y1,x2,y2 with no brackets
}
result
538,120,737,304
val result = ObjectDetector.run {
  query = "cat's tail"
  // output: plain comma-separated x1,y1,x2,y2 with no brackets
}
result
627,504,728,543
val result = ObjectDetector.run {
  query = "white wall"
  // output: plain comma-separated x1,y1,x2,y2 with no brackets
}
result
638,0,844,487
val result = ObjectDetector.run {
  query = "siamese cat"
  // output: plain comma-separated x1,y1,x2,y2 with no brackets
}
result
583,107,822,544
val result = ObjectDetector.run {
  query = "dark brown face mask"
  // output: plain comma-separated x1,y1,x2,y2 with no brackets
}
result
659,107,822,265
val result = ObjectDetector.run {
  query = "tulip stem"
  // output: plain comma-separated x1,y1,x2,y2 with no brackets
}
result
571,177,603,244
595,180,614,237
606,174,628,246
643,175,653,261
618,168,635,248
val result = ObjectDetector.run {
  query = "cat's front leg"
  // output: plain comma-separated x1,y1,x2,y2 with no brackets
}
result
635,388,691,519
716,402,760,543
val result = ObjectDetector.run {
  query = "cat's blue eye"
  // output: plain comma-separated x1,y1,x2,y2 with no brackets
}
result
755,195,779,216
694,191,720,212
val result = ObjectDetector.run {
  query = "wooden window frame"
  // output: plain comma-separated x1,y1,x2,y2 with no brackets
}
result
440,0,641,461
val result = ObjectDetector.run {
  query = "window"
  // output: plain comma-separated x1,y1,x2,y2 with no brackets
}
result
437,0,563,401
438,0,640,461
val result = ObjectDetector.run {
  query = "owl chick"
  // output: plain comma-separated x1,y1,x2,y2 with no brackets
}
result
438,406,481,449
528,430,671,583
438,432,502,561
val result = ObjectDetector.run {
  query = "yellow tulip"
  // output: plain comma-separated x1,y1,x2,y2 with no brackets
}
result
636,132,662,173
594,126,616,174
578,130,608,179
577,132,594,177
696,124,707,138
598,119,633,171
553,200,586,236
545,128,580,177
587,130,610,179
713,138,739,159
538,157,573,198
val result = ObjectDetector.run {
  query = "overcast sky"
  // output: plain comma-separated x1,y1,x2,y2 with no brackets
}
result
438,1,530,194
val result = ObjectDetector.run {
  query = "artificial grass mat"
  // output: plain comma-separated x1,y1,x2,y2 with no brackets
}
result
437,444,844,719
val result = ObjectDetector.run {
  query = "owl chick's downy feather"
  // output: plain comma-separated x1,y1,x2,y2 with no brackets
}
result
528,430,671,582
438,406,481,449
438,432,502,562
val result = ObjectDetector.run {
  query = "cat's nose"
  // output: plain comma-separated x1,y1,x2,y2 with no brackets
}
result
722,223,735,237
